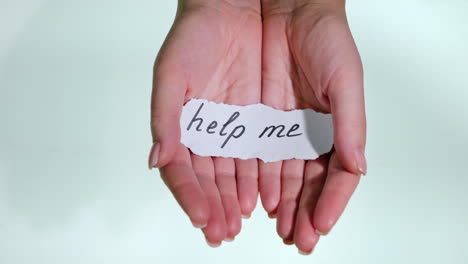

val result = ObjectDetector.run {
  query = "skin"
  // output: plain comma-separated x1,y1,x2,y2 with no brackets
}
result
149,0,367,253
149,0,262,246
261,0,366,253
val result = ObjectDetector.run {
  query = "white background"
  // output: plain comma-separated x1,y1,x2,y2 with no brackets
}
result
1,0,467,263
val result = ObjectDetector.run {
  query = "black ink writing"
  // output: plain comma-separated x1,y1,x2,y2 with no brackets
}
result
186,102,304,149
259,125,286,138
259,124,303,138
220,112,240,136
221,125,245,148
186,102,246,148
187,103,204,132
207,121,218,134
286,124,302,137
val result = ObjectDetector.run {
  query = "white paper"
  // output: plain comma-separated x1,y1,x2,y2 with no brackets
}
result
180,99,334,162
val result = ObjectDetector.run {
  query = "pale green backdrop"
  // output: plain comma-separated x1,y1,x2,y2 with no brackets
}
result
1,0,467,263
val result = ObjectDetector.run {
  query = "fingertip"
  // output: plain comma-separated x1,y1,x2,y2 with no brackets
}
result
186,206,210,232
295,233,319,254
150,79,183,168
148,140,177,169
226,215,242,239
224,237,235,242
235,158,259,218
192,222,207,229
239,194,257,217
315,229,329,236
313,152,361,236
155,134,181,168
148,141,160,169
259,181,280,214
313,216,335,236
223,199,242,239
328,74,366,176
312,187,339,234
298,248,314,255
334,145,365,176
241,213,251,219
355,148,367,175
259,161,282,215
206,240,222,248
313,194,337,234
260,196,278,215
190,211,209,230
275,200,297,240
294,209,320,253
203,222,227,244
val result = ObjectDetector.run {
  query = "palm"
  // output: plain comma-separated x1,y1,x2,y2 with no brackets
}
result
164,7,261,103
261,6,363,252
153,4,262,245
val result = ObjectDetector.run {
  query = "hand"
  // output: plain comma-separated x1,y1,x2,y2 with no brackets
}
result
260,0,367,253
148,0,262,246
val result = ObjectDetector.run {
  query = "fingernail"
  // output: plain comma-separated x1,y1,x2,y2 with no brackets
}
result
315,229,329,236
268,213,277,219
224,237,235,242
206,240,221,248
298,249,313,255
192,222,207,229
355,149,367,175
241,213,251,219
148,141,160,169
283,239,294,245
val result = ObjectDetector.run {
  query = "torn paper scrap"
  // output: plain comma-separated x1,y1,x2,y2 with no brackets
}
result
180,99,334,163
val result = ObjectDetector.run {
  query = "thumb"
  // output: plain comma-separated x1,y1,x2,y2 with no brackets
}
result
148,64,186,169
328,67,367,175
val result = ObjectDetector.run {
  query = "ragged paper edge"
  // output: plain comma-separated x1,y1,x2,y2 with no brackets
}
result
180,98,334,162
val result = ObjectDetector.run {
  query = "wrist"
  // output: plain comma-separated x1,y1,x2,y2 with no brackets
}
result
178,0,261,14
261,0,345,15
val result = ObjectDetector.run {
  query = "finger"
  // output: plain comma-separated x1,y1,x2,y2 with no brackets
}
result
313,152,361,235
191,154,227,246
293,157,328,254
259,161,282,215
214,157,242,240
276,159,305,242
235,158,258,218
159,144,209,228
328,63,367,175
149,54,187,169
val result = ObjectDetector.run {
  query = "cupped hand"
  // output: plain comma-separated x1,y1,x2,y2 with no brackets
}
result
260,0,367,253
148,0,262,246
